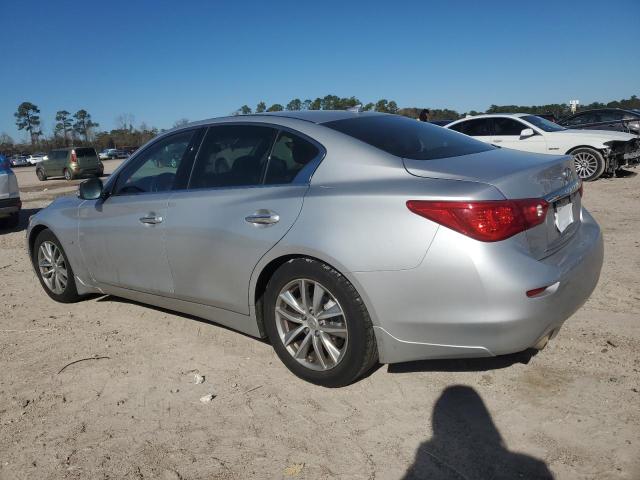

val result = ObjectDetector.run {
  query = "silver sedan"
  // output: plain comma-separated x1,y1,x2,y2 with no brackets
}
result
27,111,603,386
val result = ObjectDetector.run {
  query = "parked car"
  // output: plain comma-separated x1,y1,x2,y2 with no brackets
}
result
558,108,640,134
0,155,21,228
9,155,29,167
36,147,104,181
27,111,603,386
445,114,640,181
98,149,117,160
26,153,46,165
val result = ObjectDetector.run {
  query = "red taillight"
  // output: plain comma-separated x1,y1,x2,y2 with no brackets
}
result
70,149,77,164
526,286,548,297
406,198,549,242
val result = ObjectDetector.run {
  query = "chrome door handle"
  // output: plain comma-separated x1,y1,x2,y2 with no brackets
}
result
492,139,503,143
245,210,280,225
139,215,163,225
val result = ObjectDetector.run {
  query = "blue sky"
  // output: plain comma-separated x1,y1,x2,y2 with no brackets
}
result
1,0,638,140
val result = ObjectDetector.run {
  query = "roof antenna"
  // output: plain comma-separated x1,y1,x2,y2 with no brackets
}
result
347,104,363,113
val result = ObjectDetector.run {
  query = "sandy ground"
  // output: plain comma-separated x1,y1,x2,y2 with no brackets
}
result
0,164,639,480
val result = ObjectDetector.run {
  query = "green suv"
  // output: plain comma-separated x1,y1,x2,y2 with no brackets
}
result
36,147,104,181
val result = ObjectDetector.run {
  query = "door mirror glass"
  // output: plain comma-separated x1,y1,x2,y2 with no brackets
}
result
78,177,104,200
520,128,535,138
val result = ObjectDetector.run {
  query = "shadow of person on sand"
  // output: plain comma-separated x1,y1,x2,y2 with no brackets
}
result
403,385,553,480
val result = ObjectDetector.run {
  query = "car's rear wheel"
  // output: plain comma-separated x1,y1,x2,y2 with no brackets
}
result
32,229,82,303
572,148,605,181
36,168,47,181
64,168,74,181
264,258,378,387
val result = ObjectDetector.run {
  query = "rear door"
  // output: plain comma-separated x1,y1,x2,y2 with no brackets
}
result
165,124,320,314
44,150,63,176
490,117,547,153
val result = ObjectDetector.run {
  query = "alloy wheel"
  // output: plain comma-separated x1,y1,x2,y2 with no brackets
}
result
37,241,68,294
275,279,348,371
573,151,598,179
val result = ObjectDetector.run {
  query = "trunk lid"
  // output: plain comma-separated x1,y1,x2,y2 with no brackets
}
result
403,148,582,259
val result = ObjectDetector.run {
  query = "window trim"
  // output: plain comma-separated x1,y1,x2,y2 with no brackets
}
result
184,121,326,192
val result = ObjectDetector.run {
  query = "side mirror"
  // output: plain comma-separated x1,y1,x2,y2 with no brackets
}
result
520,128,535,139
78,177,105,200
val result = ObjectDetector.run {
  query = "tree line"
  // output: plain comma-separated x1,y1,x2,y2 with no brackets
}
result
236,94,640,121
3,94,638,156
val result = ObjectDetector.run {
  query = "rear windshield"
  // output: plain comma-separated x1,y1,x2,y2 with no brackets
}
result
75,147,97,157
324,115,494,160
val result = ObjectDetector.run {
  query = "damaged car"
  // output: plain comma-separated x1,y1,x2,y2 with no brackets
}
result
446,113,640,181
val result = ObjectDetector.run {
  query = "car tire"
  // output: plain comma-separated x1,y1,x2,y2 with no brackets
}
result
64,168,74,181
263,258,378,387
32,229,83,303
571,147,605,182
36,168,47,181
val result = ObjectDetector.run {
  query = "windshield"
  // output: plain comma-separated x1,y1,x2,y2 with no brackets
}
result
522,115,565,132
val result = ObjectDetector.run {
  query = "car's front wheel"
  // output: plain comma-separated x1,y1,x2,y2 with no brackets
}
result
572,147,605,181
263,258,378,387
36,168,47,181
32,229,83,303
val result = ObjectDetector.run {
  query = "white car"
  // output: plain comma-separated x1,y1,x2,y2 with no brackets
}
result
26,153,46,165
445,114,640,181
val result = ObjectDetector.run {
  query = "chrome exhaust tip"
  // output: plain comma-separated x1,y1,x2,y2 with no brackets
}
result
534,334,551,351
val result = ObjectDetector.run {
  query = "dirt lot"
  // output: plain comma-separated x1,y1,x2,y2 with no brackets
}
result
1,165,639,480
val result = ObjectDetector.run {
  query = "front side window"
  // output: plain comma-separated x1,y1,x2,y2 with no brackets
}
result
114,130,195,194
325,115,494,160
598,110,624,122
493,118,527,136
264,131,319,184
189,125,277,189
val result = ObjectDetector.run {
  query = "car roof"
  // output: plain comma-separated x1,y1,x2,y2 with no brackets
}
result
448,113,531,123
567,108,640,116
182,110,386,129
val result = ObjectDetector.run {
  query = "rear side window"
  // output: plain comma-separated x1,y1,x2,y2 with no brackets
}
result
449,118,492,136
189,125,277,189
324,115,493,160
264,131,319,184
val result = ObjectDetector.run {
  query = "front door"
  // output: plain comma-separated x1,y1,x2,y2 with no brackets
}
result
490,117,548,154
78,128,200,294
165,125,320,314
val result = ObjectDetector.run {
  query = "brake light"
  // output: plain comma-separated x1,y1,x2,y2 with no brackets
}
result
526,286,548,297
406,198,549,242
70,150,77,164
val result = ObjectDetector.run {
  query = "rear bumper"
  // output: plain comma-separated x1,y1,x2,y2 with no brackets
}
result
354,208,603,364
0,196,21,217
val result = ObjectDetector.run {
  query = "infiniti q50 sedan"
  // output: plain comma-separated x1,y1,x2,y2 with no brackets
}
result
27,111,604,387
